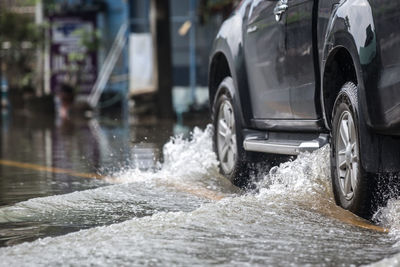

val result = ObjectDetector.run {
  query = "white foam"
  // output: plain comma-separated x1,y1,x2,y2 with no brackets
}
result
368,199,400,266
1,126,393,266
255,145,333,204
0,126,228,226
109,125,235,194
113,125,220,182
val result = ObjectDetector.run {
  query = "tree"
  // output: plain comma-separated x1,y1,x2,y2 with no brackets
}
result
0,7,41,91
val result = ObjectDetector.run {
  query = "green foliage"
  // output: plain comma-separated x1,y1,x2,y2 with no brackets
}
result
76,28,101,53
42,0,57,16
0,11,41,46
0,8,43,90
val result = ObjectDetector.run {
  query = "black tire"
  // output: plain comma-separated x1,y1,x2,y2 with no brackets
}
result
212,77,249,187
331,82,377,219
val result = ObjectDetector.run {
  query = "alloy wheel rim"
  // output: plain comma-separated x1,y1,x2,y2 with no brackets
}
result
336,111,359,201
217,100,237,174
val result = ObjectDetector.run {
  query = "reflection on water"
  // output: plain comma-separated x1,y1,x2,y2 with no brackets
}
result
0,112,208,246
0,113,206,207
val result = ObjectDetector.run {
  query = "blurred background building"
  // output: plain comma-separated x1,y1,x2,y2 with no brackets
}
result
0,0,238,119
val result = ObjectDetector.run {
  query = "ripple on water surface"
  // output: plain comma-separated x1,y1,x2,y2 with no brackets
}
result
0,126,400,266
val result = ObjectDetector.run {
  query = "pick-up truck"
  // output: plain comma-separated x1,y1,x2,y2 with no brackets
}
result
208,0,400,219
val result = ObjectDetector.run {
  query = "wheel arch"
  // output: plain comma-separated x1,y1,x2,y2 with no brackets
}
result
209,51,232,111
321,0,377,130
322,45,358,129
208,47,251,128
208,5,253,127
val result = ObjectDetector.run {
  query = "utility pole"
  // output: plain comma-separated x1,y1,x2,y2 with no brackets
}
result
150,0,174,119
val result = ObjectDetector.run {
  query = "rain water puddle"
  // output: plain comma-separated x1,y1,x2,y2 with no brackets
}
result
1,125,400,266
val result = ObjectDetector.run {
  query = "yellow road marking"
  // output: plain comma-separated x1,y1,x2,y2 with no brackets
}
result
0,159,104,179
0,159,225,200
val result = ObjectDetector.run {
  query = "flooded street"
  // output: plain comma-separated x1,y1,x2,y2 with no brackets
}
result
1,113,400,266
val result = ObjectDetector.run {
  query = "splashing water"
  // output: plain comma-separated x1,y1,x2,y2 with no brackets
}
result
256,145,332,200
369,197,400,266
0,125,399,266
111,126,220,183
367,198,400,266
110,125,237,195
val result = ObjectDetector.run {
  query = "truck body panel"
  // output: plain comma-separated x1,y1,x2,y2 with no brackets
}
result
210,0,400,135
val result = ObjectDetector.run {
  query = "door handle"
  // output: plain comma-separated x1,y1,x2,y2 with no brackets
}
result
273,0,288,22
247,25,258,33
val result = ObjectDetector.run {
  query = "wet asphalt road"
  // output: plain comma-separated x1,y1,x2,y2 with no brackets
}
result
1,111,400,266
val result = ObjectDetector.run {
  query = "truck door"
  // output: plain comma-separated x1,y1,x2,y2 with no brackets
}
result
285,0,318,119
244,0,293,119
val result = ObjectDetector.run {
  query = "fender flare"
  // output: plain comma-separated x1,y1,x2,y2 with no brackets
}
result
209,14,252,127
321,0,377,130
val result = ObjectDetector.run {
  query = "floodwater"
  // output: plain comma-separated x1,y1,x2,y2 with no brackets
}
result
1,112,400,266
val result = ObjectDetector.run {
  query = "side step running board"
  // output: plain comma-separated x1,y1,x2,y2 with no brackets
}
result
243,134,329,156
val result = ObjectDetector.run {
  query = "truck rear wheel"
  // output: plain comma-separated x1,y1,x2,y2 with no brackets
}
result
331,82,376,219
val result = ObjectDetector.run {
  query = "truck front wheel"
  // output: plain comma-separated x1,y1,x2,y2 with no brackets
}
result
212,77,249,187
331,82,376,219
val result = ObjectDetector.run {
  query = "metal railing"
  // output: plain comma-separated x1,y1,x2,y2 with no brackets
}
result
87,22,127,108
